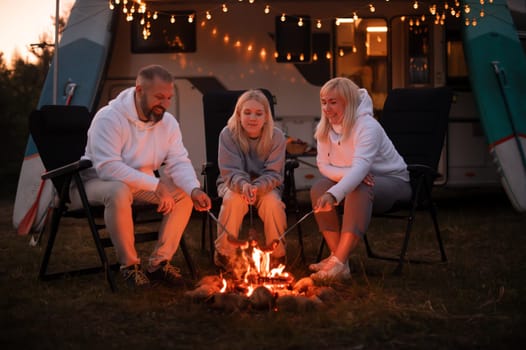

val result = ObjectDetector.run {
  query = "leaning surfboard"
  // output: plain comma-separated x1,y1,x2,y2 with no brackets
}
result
13,0,115,234
462,0,526,212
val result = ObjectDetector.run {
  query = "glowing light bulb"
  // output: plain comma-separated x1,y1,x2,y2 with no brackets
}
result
281,13,286,22
206,11,212,20
316,20,322,29
264,5,270,14
170,15,175,23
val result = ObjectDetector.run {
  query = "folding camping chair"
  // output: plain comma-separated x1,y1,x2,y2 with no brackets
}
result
200,89,305,264
316,87,452,274
29,105,197,292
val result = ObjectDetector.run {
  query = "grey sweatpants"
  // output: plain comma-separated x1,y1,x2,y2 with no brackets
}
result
310,176,411,238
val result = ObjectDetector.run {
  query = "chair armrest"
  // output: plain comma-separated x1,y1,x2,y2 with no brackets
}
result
407,164,440,180
41,159,93,180
285,158,299,170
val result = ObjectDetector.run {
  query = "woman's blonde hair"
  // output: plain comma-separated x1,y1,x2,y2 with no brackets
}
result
226,89,275,156
314,77,360,143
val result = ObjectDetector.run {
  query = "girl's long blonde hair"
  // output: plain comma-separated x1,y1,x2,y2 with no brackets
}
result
314,77,360,143
226,89,275,156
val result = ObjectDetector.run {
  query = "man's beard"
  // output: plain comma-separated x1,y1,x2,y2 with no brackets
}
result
140,98,165,123
146,106,165,123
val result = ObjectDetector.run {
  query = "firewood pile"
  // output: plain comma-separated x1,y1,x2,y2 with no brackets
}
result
184,275,341,313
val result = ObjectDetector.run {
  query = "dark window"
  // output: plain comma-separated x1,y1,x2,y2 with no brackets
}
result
275,15,311,62
131,11,196,53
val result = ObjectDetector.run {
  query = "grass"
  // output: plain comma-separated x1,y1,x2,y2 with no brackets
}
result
1,186,525,349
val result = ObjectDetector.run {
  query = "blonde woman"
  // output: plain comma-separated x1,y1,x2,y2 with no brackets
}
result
214,89,287,272
310,77,411,280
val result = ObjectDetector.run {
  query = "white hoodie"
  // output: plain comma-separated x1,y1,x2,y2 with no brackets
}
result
316,88,409,203
82,87,200,195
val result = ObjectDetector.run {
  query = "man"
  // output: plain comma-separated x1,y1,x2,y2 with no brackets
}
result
71,64,211,288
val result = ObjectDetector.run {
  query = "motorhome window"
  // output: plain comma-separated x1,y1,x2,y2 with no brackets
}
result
131,11,196,53
334,18,388,113
294,32,331,86
275,15,311,62
408,23,431,85
445,17,470,90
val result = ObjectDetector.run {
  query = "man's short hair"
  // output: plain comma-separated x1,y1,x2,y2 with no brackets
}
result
137,64,173,84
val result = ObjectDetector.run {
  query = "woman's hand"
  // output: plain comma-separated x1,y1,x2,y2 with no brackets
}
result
242,183,258,205
314,192,337,213
362,173,375,187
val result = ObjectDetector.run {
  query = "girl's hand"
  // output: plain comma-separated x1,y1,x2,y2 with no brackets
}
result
242,183,258,205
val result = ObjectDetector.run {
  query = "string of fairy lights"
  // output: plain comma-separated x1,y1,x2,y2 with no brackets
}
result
106,0,493,61
108,0,493,36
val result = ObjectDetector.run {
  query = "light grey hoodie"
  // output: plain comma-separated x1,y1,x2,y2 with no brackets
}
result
82,87,200,195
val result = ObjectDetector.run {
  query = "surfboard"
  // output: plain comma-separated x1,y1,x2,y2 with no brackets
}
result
13,0,115,235
462,0,526,212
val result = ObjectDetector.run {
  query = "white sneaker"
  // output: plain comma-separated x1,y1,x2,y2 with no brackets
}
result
308,254,334,272
310,256,351,281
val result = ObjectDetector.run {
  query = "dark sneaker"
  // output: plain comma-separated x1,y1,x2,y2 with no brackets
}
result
214,250,232,271
121,264,150,289
146,261,184,287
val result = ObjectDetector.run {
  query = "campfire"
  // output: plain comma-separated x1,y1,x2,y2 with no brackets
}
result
185,238,340,313
218,241,294,296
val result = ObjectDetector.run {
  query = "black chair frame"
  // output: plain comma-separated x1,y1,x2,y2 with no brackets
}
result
316,87,452,274
200,89,305,265
30,105,197,292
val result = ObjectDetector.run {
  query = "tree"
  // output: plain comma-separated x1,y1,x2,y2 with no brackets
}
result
0,14,67,198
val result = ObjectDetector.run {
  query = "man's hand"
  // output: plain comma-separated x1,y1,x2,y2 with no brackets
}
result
314,192,337,213
191,188,212,211
155,181,176,215
241,183,258,205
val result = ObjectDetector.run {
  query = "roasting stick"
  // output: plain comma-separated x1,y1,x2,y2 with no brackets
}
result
278,209,314,242
261,209,315,252
207,210,250,249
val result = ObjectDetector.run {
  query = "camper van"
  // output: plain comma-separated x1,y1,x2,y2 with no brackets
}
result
20,0,525,193
66,0,519,191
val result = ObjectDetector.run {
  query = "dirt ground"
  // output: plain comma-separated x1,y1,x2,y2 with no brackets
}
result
1,186,526,349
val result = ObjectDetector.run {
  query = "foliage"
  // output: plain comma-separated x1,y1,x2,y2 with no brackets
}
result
0,24,61,199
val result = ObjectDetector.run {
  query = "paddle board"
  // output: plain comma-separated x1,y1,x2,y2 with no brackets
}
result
13,0,115,234
462,0,526,212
